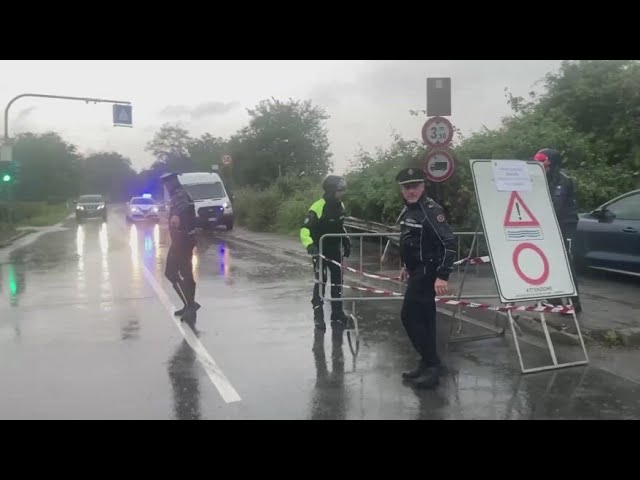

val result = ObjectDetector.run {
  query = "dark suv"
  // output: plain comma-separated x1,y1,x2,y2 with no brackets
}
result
75,194,107,223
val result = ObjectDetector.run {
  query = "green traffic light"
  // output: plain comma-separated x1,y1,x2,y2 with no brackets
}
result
2,174,10,182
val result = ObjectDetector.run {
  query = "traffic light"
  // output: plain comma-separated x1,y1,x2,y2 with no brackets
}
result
0,160,10,182
0,161,20,183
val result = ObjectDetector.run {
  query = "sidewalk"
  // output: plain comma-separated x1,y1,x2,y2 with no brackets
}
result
226,227,640,347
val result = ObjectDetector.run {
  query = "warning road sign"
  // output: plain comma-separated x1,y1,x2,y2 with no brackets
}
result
470,159,576,303
503,191,543,241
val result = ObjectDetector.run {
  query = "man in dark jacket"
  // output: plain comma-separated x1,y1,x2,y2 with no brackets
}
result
300,175,351,331
396,167,456,389
533,148,582,313
161,172,200,319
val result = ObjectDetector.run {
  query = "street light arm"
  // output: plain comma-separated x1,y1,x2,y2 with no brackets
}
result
4,93,131,141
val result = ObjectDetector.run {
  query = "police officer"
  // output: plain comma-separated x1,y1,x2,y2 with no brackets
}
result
533,148,582,313
161,172,200,318
300,175,351,331
396,167,456,389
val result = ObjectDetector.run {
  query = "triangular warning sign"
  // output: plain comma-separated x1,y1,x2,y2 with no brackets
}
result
118,109,129,122
504,191,539,227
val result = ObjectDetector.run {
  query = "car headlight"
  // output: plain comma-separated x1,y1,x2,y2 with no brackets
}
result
97,205,104,210
223,202,229,209
131,207,140,213
152,207,159,213
76,206,84,211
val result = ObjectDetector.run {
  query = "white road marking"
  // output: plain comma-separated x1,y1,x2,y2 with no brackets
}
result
140,264,242,404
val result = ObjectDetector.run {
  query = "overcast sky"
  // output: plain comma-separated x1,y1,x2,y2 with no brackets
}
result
0,60,561,174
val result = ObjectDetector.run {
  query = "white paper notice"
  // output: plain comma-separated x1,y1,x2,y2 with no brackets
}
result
492,160,532,192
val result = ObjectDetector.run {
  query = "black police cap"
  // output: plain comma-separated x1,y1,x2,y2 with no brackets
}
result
395,167,425,185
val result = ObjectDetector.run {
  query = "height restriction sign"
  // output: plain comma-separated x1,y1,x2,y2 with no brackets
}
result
422,116,454,148
470,159,576,303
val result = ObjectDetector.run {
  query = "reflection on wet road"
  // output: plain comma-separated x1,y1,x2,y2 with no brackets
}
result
0,205,639,419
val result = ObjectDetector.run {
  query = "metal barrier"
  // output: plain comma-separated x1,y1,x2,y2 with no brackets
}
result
317,231,504,359
318,229,588,374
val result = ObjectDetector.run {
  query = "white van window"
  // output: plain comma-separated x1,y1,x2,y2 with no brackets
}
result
183,182,225,200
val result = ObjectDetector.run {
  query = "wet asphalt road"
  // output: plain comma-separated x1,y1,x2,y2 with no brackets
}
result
1,206,639,420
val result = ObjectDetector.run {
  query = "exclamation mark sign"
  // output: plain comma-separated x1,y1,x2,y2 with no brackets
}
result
516,202,522,220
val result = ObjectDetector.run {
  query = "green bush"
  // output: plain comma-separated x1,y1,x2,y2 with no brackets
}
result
0,201,68,227
234,175,323,234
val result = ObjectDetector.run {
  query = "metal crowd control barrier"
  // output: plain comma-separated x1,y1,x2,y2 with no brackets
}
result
318,231,505,360
318,229,589,374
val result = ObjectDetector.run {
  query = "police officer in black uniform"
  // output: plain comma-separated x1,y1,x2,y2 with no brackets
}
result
533,148,582,313
161,172,200,319
396,167,456,389
300,175,351,331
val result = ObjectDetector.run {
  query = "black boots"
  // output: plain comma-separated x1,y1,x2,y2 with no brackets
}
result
172,280,200,318
402,360,444,389
330,311,350,329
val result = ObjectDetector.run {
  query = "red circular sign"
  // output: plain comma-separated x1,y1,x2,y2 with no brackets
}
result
422,150,455,183
222,155,232,166
512,243,550,285
421,116,454,148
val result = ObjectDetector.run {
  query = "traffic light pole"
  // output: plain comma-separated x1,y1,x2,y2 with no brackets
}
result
3,93,131,226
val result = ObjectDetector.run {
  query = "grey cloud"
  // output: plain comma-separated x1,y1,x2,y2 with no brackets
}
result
309,61,561,109
160,101,240,119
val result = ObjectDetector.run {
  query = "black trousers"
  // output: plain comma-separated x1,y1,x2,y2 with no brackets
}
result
549,224,581,308
165,234,196,305
401,267,440,367
312,251,344,317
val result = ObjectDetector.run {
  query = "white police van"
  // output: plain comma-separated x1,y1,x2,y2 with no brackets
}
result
168,171,234,230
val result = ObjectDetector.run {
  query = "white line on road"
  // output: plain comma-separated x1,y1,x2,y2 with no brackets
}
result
140,264,242,404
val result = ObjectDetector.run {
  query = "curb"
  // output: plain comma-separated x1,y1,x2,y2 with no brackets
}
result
0,230,32,248
225,232,308,262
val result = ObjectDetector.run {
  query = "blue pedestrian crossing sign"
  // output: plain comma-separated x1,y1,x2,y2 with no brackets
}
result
113,104,132,126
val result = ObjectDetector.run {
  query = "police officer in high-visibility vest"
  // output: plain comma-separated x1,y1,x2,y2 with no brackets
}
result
396,167,456,389
300,175,351,331
161,172,200,319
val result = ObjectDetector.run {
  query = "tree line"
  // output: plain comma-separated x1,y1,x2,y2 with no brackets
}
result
3,61,638,234
1,97,333,204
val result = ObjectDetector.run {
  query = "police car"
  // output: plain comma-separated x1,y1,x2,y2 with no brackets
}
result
126,194,161,223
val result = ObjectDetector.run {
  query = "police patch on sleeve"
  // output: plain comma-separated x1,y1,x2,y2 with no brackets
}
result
437,214,445,223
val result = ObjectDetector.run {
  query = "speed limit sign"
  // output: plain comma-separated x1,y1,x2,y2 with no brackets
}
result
421,116,454,148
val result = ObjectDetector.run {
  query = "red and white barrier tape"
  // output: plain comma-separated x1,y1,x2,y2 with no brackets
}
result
319,255,401,282
315,280,402,297
319,254,492,285
453,256,491,266
315,280,575,314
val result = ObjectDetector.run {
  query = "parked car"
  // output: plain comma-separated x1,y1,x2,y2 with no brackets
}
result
126,195,161,223
574,189,640,277
75,194,107,223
